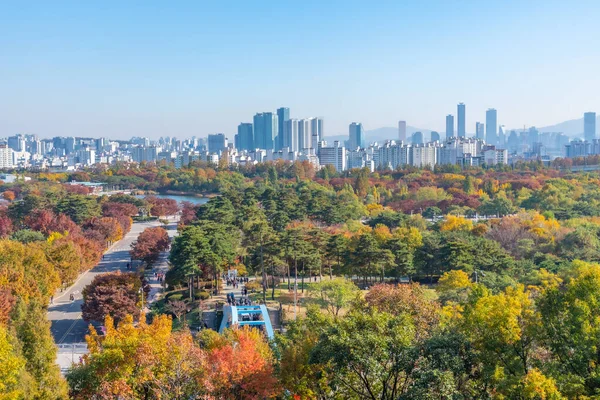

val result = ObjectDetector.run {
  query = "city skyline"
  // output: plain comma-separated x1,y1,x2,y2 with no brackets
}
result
1,2,599,138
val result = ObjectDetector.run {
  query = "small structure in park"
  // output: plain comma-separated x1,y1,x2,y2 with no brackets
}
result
219,305,274,339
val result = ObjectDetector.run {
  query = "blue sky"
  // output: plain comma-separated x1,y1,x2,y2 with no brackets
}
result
0,0,598,139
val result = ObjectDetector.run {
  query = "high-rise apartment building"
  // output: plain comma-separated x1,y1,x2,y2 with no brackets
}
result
310,117,324,153
276,107,290,151
349,122,364,149
253,112,278,150
283,119,299,152
0,145,14,169
476,122,485,140
318,141,347,172
235,123,254,151
457,103,466,137
584,112,596,142
486,109,497,145
398,121,407,142
445,115,454,139
298,119,312,151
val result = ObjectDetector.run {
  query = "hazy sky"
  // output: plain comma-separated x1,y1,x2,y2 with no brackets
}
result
1,0,599,139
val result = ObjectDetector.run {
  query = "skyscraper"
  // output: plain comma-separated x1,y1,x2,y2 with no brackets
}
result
349,123,364,149
298,119,312,150
445,115,454,139
283,119,299,152
412,132,424,145
476,122,485,140
276,107,290,151
398,121,407,142
253,112,278,150
235,123,254,151
584,112,596,142
430,131,440,142
310,117,324,152
486,109,497,145
208,133,227,153
457,103,466,137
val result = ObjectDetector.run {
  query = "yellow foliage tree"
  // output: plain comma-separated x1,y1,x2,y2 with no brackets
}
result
439,215,473,232
0,325,25,400
438,270,472,293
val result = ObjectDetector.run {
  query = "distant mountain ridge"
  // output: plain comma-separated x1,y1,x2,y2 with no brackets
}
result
519,115,600,138
325,115,599,144
326,125,434,145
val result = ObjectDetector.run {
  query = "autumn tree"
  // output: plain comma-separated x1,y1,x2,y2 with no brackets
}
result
146,196,179,217
68,314,207,399
81,272,147,323
130,226,170,266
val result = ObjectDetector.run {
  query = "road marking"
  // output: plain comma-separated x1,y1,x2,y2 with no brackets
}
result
58,318,80,344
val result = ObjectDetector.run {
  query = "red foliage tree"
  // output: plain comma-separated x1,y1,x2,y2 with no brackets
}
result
130,226,170,265
83,217,123,244
208,327,280,399
179,201,199,226
81,271,148,323
102,202,138,218
146,196,179,217
24,210,81,236
0,215,13,238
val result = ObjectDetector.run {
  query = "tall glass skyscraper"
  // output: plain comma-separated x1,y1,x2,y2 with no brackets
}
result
457,103,466,137
283,119,299,152
476,122,485,140
445,115,454,139
348,122,364,149
398,121,407,142
486,109,497,145
235,123,253,151
253,112,278,150
584,112,596,142
276,107,290,151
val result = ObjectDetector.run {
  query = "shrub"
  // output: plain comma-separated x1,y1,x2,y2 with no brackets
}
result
245,281,261,292
195,291,210,300
167,293,183,301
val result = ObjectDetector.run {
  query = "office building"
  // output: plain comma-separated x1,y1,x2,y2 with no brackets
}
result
276,107,290,151
476,122,485,140
486,109,497,145
208,133,227,153
412,131,424,145
76,148,96,166
584,112,596,143
7,135,26,152
319,141,347,172
132,146,158,163
445,115,454,139
430,131,440,142
398,121,407,142
283,119,299,152
235,123,254,151
349,122,364,149
457,103,466,137
253,112,278,150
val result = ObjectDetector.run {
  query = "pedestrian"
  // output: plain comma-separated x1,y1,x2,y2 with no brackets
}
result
50,296,54,305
